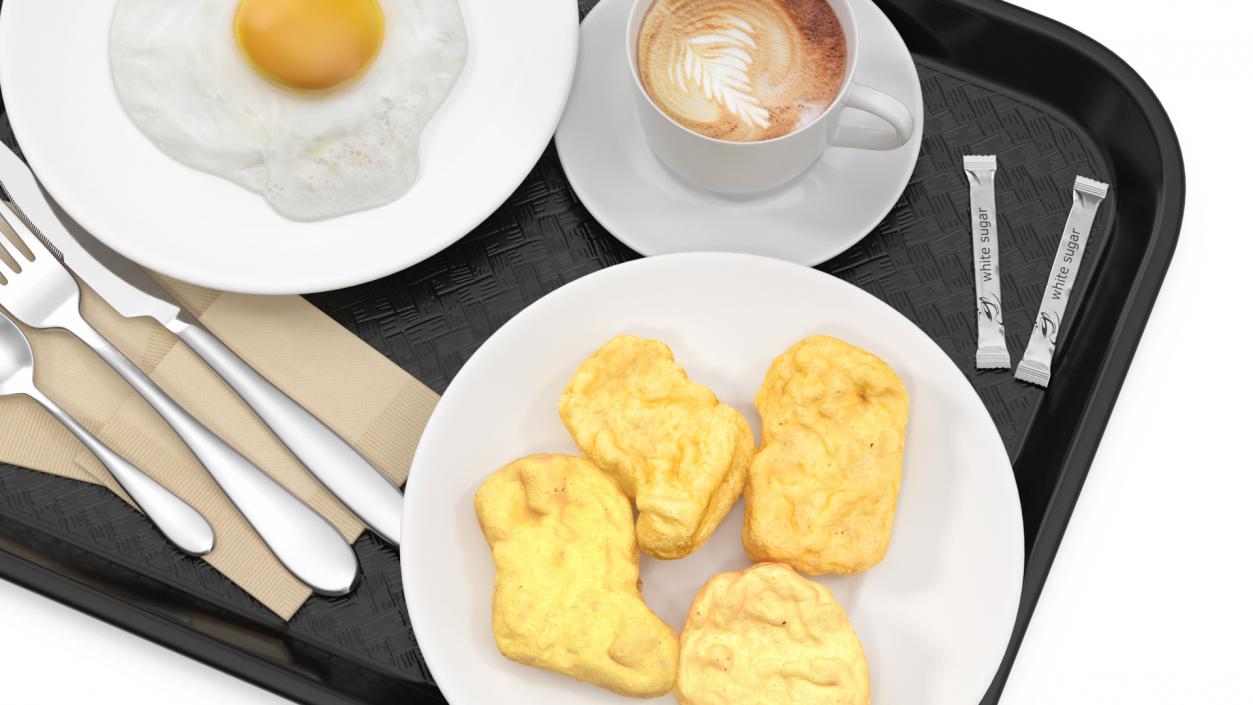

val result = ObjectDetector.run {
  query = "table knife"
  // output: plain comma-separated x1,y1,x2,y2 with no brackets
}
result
0,146,403,546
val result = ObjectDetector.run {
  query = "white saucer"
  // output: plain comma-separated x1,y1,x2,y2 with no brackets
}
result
555,0,923,265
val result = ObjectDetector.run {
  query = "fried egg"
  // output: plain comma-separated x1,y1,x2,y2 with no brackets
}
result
109,0,467,221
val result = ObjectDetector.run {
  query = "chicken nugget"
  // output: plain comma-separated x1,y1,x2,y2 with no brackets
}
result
676,563,871,705
745,335,909,574
474,454,678,697
560,336,754,559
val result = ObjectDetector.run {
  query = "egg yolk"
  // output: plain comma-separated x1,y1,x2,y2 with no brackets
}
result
234,0,384,92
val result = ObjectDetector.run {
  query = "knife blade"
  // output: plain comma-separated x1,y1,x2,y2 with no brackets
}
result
0,143,404,545
0,145,182,326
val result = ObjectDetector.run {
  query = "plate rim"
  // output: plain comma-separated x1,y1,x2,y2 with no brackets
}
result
401,251,1024,705
0,0,581,295
554,0,924,267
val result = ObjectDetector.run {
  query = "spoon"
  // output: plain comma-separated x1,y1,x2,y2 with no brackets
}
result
0,309,214,555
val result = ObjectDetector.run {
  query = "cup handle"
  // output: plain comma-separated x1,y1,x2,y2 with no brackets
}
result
829,83,915,151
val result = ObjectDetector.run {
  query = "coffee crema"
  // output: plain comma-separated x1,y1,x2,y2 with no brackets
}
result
637,0,847,142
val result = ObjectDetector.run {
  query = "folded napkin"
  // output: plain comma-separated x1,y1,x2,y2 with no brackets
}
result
0,271,438,619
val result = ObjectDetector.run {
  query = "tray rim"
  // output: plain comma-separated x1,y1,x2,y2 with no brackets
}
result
935,0,1185,700
0,538,346,703
0,0,1186,702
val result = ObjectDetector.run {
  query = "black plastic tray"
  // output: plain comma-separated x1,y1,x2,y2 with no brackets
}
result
0,0,1183,702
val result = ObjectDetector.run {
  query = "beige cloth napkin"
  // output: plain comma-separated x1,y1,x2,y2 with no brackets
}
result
0,272,439,620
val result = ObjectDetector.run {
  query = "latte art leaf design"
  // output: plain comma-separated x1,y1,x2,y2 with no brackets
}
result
670,15,771,129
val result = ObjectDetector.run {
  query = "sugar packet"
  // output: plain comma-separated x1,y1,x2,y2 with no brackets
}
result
1015,175,1110,387
964,155,1010,369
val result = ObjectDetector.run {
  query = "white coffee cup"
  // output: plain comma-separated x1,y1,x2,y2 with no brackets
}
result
626,0,916,196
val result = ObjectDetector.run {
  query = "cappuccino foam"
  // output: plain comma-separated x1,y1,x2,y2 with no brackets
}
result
637,0,847,142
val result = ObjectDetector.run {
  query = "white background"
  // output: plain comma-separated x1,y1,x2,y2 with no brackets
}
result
2,0,1250,702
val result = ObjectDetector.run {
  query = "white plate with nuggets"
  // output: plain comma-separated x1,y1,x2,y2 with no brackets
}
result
403,253,1023,705
0,0,577,294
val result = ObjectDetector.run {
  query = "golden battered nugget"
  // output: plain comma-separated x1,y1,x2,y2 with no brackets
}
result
474,454,678,697
559,336,754,559
745,335,909,574
676,563,871,705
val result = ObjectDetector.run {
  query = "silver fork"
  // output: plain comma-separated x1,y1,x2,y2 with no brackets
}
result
0,207,359,595
0,309,214,555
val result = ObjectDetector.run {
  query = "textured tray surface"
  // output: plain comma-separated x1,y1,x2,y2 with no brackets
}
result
0,56,1103,700
0,0,1156,702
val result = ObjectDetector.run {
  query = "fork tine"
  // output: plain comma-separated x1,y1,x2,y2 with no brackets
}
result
0,219,15,280
1,195,61,260
0,201,42,262
0,211,26,275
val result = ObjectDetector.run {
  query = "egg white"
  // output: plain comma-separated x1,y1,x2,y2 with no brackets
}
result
109,0,468,221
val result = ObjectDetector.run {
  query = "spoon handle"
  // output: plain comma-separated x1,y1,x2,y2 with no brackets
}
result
26,386,215,556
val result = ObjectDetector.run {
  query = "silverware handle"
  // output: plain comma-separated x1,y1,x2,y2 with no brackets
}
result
171,315,402,545
26,386,216,556
62,317,359,595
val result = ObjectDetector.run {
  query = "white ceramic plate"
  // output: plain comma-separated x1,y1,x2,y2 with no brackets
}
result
402,253,1023,705
554,0,923,266
0,0,578,294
